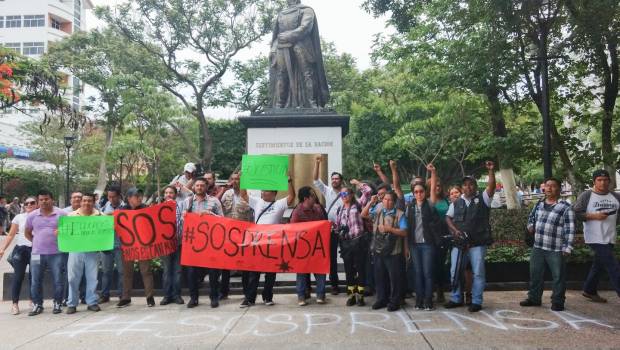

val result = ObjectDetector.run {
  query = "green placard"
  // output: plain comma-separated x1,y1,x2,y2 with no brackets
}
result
58,216,115,253
240,154,289,191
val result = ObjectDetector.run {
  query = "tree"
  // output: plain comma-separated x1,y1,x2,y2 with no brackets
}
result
96,0,284,168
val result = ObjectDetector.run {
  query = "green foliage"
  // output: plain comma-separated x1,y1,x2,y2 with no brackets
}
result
490,208,531,241
209,119,247,179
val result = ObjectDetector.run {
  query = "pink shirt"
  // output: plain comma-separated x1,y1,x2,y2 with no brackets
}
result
25,207,66,255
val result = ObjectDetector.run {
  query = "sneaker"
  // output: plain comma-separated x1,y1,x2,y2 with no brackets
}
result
372,302,387,310
346,295,356,307
66,306,77,314
316,298,326,305
239,299,254,308
298,298,308,306
52,302,62,314
424,303,435,311
98,296,110,304
11,304,19,315
160,297,172,306
414,304,424,310
264,299,275,306
444,301,464,309
520,299,542,307
174,296,185,305
116,299,131,308
582,292,607,303
87,304,101,312
331,286,340,295
551,303,565,311
210,299,219,308
187,299,198,309
387,304,400,312
28,304,43,316
146,297,155,307
468,303,482,313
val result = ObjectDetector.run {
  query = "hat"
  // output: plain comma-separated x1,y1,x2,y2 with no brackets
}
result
592,169,610,181
126,187,144,197
184,162,197,173
462,175,477,184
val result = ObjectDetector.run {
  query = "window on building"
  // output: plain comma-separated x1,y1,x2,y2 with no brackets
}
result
0,17,4,29
3,43,21,54
24,15,45,27
23,42,45,56
6,16,22,28
51,18,61,30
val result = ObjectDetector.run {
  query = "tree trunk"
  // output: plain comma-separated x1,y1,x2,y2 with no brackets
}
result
196,109,213,170
95,127,114,193
500,167,521,209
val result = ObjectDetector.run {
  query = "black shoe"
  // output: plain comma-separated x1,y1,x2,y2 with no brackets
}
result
116,299,131,308
52,302,62,314
444,300,464,309
174,296,185,305
356,295,366,307
414,303,424,310
346,294,356,306
98,296,110,304
160,297,172,306
87,304,101,312
28,304,43,316
66,306,77,315
240,299,254,308
187,299,199,308
146,297,155,307
372,302,387,310
424,302,435,311
211,299,219,308
331,286,340,295
551,303,565,311
520,299,542,307
468,303,482,312
387,304,400,312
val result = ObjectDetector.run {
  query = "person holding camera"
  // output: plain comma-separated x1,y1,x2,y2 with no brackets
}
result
574,169,620,302
170,163,197,201
444,161,496,313
362,191,408,312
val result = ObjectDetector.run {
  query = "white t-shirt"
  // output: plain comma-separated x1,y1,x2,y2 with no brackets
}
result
584,192,619,244
249,196,289,224
11,213,32,247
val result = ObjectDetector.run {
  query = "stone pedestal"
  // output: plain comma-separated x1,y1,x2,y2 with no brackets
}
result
239,110,350,204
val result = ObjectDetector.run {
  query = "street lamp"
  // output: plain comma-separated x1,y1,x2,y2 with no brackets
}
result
119,155,124,193
64,135,77,207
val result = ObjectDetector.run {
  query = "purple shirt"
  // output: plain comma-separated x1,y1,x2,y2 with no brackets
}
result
26,207,66,255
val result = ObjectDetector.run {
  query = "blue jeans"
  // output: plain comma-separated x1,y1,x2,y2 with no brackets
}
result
30,253,64,306
450,246,487,305
413,244,435,305
528,248,566,305
161,248,182,299
100,248,124,298
67,252,99,307
296,274,326,298
583,244,620,297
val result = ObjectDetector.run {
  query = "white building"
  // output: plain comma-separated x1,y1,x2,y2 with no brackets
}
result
0,0,92,170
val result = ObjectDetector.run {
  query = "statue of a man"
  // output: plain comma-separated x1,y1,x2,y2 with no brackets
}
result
269,0,329,109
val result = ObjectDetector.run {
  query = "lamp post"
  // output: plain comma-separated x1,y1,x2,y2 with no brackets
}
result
64,135,76,207
119,155,124,193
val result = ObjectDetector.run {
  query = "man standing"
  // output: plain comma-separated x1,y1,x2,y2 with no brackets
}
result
25,190,67,316
520,178,575,311
220,172,253,300
8,197,21,222
313,155,343,294
444,161,496,313
240,174,296,307
100,186,124,303
66,193,103,314
117,188,155,308
64,192,83,213
160,186,185,305
574,169,620,302
204,172,226,200
185,178,224,308
62,191,83,304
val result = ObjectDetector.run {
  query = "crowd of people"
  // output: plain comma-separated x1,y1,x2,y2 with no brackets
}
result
0,157,618,318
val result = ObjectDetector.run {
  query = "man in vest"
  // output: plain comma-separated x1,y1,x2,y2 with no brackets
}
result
445,161,496,312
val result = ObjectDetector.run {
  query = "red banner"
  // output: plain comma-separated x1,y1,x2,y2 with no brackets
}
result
181,214,331,274
114,202,178,261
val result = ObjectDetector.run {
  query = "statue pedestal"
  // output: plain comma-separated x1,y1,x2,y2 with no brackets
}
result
239,110,350,202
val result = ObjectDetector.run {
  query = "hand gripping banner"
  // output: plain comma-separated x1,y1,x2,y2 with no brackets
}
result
181,214,331,274
114,202,178,261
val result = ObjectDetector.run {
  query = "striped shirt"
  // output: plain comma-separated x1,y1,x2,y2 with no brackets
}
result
527,200,575,253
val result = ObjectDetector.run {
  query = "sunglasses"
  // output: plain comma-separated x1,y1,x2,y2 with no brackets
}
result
339,192,349,197
25,201,36,205
414,190,425,194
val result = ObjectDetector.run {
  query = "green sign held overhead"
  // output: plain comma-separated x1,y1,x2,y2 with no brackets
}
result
240,155,289,191
58,216,115,253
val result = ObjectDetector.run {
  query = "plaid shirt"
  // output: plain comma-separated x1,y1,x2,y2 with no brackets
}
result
335,204,364,239
527,199,575,253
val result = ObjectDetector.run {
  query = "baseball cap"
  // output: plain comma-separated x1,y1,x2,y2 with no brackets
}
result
184,162,197,173
592,169,610,181
126,187,144,197
462,175,477,184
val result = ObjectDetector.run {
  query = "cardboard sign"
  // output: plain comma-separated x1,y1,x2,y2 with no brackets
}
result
58,215,114,253
181,214,330,274
240,154,289,191
114,202,177,261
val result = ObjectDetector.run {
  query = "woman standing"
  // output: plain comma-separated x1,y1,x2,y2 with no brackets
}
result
0,197,37,314
426,164,451,303
336,186,367,306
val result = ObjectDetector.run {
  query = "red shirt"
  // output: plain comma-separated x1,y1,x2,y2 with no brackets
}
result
290,203,326,223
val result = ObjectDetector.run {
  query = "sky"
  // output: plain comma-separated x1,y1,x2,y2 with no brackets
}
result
86,0,391,118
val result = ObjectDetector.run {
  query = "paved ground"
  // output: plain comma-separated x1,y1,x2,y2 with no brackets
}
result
0,291,618,349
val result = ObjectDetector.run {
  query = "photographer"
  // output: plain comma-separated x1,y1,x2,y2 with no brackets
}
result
444,161,496,313
170,163,197,200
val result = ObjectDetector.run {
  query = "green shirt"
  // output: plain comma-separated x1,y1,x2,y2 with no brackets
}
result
433,198,450,219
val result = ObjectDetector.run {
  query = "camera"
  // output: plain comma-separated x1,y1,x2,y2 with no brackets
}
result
441,231,470,249
337,224,350,239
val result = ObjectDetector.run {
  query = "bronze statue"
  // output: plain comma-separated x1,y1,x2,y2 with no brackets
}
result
269,0,330,109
